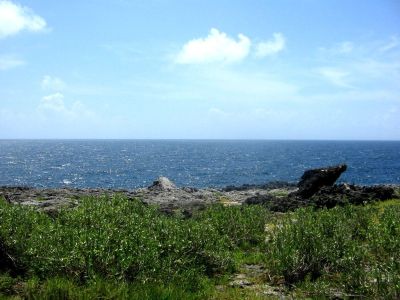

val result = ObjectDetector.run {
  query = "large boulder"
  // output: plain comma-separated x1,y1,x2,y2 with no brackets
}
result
148,176,177,191
245,194,307,212
310,184,397,207
295,164,347,199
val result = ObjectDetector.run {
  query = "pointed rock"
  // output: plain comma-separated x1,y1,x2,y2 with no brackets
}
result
295,164,347,198
148,176,177,191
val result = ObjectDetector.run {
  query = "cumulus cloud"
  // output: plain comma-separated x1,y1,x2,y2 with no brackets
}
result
175,28,251,64
41,75,66,91
0,55,24,70
0,0,47,39
255,33,286,57
38,93,95,120
39,93,66,112
317,68,352,88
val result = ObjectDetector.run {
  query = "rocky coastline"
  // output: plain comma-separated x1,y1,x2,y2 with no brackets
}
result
1,164,399,215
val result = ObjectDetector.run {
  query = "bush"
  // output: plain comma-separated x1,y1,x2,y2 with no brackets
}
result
0,196,237,286
195,204,270,249
265,204,400,297
0,273,17,296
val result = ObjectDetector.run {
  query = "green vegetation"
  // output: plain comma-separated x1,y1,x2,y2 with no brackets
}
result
266,204,400,298
1,195,399,299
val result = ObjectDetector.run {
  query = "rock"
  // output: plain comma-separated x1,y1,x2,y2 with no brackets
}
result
295,164,347,198
1,177,398,216
0,194,11,203
362,185,396,201
310,184,397,207
182,187,198,193
148,176,177,191
245,194,275,205
245,194,306,212
245,183,399,212
222,181,296,192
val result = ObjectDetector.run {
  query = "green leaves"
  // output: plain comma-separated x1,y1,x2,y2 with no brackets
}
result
265,204,400,297
0,196,240,285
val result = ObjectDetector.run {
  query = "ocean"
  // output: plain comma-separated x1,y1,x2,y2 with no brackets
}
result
0,140,399,189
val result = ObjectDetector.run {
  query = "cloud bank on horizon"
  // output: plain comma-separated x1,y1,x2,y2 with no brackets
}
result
0,0,399,139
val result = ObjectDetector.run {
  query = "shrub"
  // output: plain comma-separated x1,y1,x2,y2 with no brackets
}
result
195,204,270,249
0,196,234,286
265,204,400,297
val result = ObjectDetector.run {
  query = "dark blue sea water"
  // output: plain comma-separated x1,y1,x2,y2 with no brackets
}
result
0,140,399,189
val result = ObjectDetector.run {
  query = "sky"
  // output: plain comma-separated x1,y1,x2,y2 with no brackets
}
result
0,0,399,140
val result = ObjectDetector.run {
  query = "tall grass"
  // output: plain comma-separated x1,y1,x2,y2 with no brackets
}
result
0,196,270,296
266,204,400,298
1,195,399,298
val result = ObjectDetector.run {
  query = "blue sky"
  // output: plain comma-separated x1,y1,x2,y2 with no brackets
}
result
0,0,399,139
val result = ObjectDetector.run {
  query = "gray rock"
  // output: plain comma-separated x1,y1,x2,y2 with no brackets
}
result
148,177,177,191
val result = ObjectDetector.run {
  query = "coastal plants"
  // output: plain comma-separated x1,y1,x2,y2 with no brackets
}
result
0,273,17,296
2,194,399,298
194,204,270,250
265,204,400,298
0,196,234,288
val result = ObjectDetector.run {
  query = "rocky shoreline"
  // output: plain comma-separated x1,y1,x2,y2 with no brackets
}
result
1,165,399,215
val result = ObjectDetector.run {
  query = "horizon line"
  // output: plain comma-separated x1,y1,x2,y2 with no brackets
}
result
1,138,400,142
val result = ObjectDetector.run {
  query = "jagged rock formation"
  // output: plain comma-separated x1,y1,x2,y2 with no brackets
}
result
295,164,347,199
309,184,396,208
1,167,399,215
244,164,398,211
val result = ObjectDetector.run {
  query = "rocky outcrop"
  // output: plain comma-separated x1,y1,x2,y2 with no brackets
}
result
294,164,347,198
245,184,398,212
244,164,398,211
1,170,399,215
245,194,307,212
148,176,177,191
310,184,396,208
0,178,279,216
222,181,296,192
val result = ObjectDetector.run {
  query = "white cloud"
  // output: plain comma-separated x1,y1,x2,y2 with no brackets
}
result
38,93,96,120
175,28,251,64
380,36,400,52
39,93,66,112
41,75,66,91
1,95,103,138
317,68,352,88
255,33,286,57
0,55,24,70
0,0,47,39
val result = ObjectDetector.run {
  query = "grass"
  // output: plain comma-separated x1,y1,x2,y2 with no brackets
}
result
265,202,400,298
0,195,399,299
0,196,269,298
